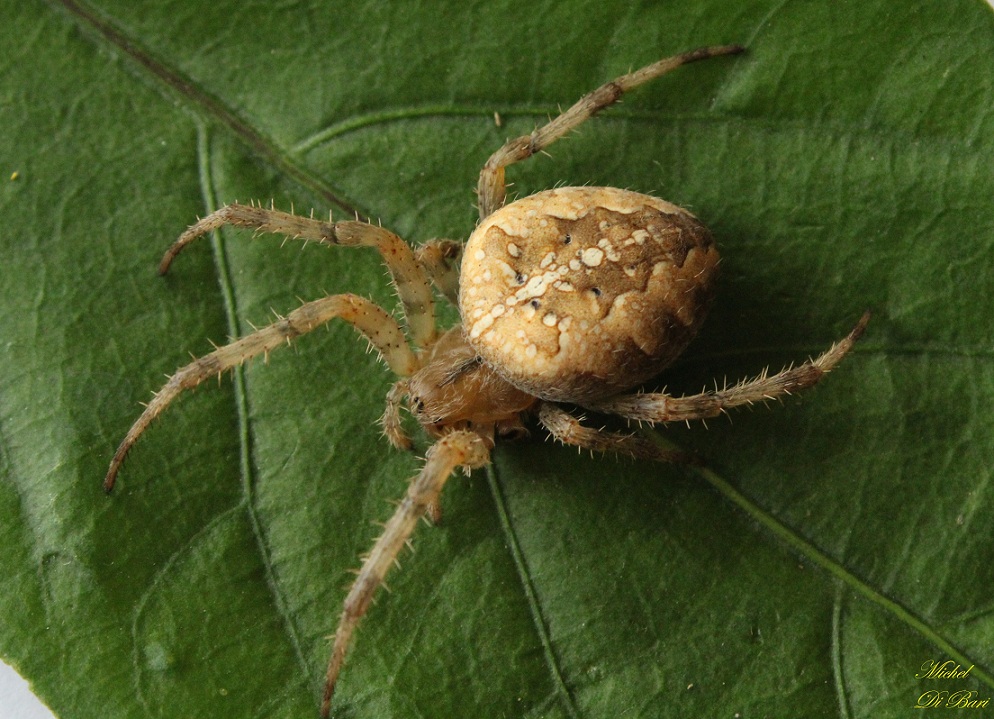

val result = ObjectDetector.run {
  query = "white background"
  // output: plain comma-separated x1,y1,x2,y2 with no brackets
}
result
0,659,56,719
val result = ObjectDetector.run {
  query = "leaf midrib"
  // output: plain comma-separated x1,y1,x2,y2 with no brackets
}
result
53,0,991,240
51,0,366,220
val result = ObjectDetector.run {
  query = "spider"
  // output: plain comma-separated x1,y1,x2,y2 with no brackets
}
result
105,44,869,717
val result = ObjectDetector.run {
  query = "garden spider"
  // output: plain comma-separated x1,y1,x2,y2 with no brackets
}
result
105,44,868,716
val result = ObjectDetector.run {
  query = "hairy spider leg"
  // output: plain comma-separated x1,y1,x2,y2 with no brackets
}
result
476,44,745,219
321,430,490,719
381,379,413,451
415,239,463,305
103,294,415,492
537,402,697,463
159,204,438,348
589,312,870,423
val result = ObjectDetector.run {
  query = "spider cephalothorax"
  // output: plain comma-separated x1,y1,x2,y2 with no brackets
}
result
105,45,868,717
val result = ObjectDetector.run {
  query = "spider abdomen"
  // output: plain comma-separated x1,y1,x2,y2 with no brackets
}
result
459,187,718,403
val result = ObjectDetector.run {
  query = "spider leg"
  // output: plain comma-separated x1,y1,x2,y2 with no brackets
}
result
476,44,744,219
159,203,437,348
381,379,413,451
415,239,463,305
537,402,696,464
589,312,870,423
321,430,489,718
104,293,416,492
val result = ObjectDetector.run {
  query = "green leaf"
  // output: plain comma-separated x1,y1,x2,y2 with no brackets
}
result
3,1,994,717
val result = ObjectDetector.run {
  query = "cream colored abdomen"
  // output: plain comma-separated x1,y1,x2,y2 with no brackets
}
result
459,187,719,403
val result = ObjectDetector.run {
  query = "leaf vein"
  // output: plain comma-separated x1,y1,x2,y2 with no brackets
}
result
50,0,366,220
486,460,582,719
679,446,994,692
195,122,313,685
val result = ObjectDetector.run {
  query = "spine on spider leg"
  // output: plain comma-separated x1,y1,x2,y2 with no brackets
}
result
103,312,307,492
475,44,745,219
590,312,870,424
320,431,489,718
627,44,746,86
105,294,417,492
157,202,438,350
537,402,699,465
104,353,226,492
712,310,872,410
333,222,438,349
539,44,747,142
157,203,339,275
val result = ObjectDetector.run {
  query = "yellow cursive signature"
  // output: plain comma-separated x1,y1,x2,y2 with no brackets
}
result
915,689,990,709
917,661,975,680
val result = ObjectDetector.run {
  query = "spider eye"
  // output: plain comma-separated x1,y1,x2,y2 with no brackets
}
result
514,272,525,284
530,299,540,309
563,233,572,245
